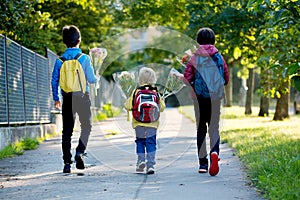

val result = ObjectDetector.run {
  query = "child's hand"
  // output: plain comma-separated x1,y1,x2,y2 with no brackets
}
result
176,73,184,78
181,54,190,64
55,101,61,110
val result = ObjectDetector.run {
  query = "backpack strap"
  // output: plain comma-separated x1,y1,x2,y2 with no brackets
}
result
58,53,83,63
137,84,158,91
74,53,83,60
58,56,66,63
212,53,225,82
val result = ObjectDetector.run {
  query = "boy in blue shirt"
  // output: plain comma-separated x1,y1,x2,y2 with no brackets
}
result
51,25,99,173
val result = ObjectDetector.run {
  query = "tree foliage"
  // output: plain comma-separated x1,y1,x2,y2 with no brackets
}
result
186,0,264,68
248,0,300,94
1,0,299,119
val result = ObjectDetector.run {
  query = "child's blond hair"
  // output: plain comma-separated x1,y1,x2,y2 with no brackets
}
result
138,67,157,85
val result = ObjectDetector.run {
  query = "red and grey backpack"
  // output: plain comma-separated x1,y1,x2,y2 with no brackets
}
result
132,85,160,123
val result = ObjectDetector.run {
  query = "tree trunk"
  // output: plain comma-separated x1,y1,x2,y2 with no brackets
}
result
258,68,270,117
258,96,269,116
238,79,247,107
225,64,232,107
273,80,290,120
245,68,254,115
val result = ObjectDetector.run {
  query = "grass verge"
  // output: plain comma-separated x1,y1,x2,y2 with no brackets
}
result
0,131,57,159
0,137,39,159
179,105,300,200
1,103,122,159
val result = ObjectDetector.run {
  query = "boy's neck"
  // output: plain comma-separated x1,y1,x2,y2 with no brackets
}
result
67,43,80,48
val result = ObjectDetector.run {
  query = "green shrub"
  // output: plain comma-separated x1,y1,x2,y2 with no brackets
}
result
94,103,122,122
95,112,108,121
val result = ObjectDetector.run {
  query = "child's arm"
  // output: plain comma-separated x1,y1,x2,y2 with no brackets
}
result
82,55,99,84
183,54,196,84
124,96,133,111
221,55,229,85
124,95,133,121
51,59,61,102
160,99,166,112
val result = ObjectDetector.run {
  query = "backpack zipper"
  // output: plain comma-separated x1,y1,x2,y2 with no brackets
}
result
76,69,84,95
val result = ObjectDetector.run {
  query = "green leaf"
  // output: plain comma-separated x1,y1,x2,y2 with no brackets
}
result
291,76,300,92
287,63,300,76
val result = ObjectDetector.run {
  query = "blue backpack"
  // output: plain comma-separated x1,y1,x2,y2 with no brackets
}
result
194,52,225,100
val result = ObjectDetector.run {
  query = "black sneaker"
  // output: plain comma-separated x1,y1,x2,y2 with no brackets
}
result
63,163,71,173
75,153,86,170
146,167,155,175
136,161,146,172
198,164,208,173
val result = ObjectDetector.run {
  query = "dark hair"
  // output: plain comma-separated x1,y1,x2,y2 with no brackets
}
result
62,25,81,47
196,27,215,45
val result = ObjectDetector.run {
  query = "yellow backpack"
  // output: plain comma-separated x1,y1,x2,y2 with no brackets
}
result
58,53,86,95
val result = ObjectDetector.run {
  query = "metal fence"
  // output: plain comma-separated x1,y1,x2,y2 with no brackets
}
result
0,35,51,125
0,34,124,126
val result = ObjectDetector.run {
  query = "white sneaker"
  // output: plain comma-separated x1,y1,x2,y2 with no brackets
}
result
146,167,155,174
136,161,146,172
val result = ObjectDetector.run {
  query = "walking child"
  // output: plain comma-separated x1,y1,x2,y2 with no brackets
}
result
124,67,165,174
51,25,99,173
183,27,229,176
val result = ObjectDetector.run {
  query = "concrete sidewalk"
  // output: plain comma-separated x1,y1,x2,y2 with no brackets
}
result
0,108,263,200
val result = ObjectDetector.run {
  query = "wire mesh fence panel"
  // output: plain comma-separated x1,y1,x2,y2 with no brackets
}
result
6,38,25,124
36,54,51,123
0,35,8,124
22,46,39,123
1,35,116,125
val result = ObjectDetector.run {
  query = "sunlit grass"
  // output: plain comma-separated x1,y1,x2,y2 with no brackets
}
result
179,105,300,200
0,137,39,159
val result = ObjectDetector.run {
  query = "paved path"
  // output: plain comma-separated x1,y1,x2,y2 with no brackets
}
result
0,108,263,200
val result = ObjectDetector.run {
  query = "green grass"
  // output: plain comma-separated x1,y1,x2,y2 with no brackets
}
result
94,103,122,122
179,105,300,200
0,137,39,159
0,131,57,159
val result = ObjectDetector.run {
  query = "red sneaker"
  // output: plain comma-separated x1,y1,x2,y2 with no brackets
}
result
209,152,220,176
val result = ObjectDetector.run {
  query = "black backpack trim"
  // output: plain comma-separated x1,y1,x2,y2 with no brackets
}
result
58,53,83,63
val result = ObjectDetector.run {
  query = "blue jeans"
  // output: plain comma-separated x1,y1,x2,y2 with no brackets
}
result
135,126,157,168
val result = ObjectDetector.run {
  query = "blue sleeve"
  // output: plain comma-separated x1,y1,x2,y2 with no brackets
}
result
80,55,99,84
51,59,61,101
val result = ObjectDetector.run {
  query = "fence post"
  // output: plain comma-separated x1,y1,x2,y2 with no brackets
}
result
20,45,27,124
4,35,9,125
34,52,40,122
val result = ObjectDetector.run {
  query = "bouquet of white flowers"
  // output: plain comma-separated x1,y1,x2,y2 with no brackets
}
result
113,71,137,99
162,68,185,99
89,47,107,96
113,71,137,121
